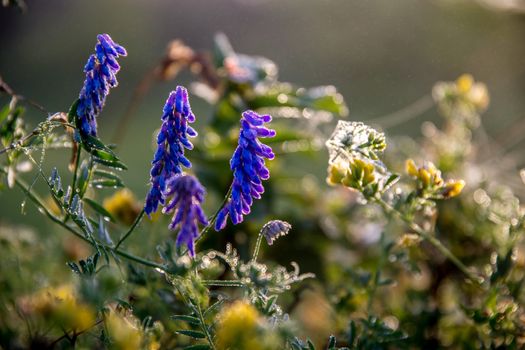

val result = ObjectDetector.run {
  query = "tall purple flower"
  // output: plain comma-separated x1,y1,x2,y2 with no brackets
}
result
215,110,276,231
162,174,208,257
145,86,197,216
76,34,127,137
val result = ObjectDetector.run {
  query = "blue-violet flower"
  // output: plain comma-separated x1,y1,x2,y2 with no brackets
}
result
260,220,291,245
215,110,276,230
76,34,127,137
144,86,197,216
162,174,208,257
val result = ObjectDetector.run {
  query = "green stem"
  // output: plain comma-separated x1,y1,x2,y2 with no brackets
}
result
199,184,233,239
374,197,483,284
63,145,82,223
251,232,264,263
173,279,218,350
201,279,244,287
195,299,217,350
70,145,82,199
115,209,145,250
3,168,166,272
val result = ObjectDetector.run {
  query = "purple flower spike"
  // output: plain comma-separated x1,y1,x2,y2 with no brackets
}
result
76,34,127,137
145,86,197,216
215,110,276,231
162,174,208,257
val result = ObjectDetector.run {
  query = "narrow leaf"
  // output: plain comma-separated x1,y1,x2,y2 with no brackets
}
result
176,330,206,339
84,198,115,222
171,315,200,326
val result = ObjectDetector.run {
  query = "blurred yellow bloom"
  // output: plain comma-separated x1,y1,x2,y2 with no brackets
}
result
216,301,263,350
456,74,489,111
456,74,474,94
105,309,143,350
103,189,141,225
27,285,95,331
292,289,335,347
405,159,418,178
398,233,422,248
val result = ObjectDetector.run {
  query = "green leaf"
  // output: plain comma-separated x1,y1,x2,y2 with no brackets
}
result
307,339,316,350
0,104,10,124
183,345,211,350
79,133,122,166
67,262,81,275
328,335,336,348
171,315,200,326
213,32,235,68
203,299,225,317
176,330,206,339
249,84,348,116
384,174,400,190
347,320,356,347
67,99,80,124
83,198,115,222
93,156,128,170
93,169,125,185
90,178,125,189
76,162,91,197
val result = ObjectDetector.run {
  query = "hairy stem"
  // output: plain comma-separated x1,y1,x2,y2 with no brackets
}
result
374,197,483,284
195,297,217,350
3,168,166,271
251,231,264,263
201,279,243,287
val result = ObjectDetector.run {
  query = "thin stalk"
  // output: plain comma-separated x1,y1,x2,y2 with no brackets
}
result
63,145,82,223
115,209,145,249
3,168,166,272
374,197,483,284
0,119,75,156
199,184,233,240
195,299,217,350
174,279,218,350
251,232,264,263
70,145,82,198
201,280,243,287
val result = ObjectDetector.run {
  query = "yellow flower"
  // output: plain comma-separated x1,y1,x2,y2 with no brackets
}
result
455,74,489,111
326,161,348,186
456,74,474,94
398,233,422,248
215,301,263,350
405,159,418,178
31,285,95,331
441,180,465,198
418,168,432,187
103,189,141,226
106,309,143,350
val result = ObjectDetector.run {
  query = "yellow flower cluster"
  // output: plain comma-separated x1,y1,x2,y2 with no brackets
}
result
23,284,95,331
104,305,163,350
103,189,141,225
432,74,490,126
327,158,376,191
215,301,278,350
405,159,465,199
455,74,489,112
105,309,144,350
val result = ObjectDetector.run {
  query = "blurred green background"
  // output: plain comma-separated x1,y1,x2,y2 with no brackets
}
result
1,0,524,223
